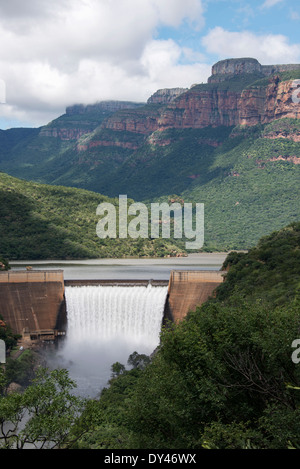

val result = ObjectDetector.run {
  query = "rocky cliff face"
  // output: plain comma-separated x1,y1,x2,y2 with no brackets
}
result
39,127,95,140
99,58,299,138
102,107,161,134
208,57,300,83
41,58,300,150
147,88,188,104
100,80,299,138
156,87,241,129
66,100,145,115
208,57,262,83
239,77,300,125
100,86,245,135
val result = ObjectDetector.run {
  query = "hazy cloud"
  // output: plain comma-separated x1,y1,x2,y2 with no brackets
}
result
202,26,300,65
261,0,284,8
0,0,207,127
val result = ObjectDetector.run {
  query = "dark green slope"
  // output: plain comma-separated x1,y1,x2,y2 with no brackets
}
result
0,108,115,183
0,102,145,184
98,126,235,200
0,172,183,260
1,119,299,253
83,118,299,251
216,220,300,306
180,119,300,250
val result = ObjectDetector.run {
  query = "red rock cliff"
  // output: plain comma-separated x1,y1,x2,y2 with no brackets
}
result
239,77,300,125
101,72,299,136
56,58,300,151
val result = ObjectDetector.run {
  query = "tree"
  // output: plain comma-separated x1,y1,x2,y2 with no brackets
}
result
0,256,10,271
0,367,86,449
127,351,150,370
124,297,300,449
110,362,125,378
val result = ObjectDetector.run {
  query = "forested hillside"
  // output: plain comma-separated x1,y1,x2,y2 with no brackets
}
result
0,172,182,260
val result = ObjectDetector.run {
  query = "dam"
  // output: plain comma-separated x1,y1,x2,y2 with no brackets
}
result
0,268,225,395
0,269,225,346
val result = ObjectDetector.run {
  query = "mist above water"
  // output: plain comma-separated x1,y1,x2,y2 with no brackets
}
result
50,285,168,397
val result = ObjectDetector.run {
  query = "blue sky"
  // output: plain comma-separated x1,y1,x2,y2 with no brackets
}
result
0,0,299,129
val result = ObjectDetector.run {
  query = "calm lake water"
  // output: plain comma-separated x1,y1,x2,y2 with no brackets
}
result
10,253,227,280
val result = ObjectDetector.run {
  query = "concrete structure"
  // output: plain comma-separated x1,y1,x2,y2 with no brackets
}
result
0,269,225,344
164,270,225,323
65,279,168,287
0,270,66,344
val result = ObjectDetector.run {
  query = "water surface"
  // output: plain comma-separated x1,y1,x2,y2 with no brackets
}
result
11,253,227,280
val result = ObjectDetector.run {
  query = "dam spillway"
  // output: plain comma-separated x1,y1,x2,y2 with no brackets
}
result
0,269,225,346
57,284,168,396
64,284,168,352
0,269,225,396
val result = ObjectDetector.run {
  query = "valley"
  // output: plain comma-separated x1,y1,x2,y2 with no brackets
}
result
0,57,299,255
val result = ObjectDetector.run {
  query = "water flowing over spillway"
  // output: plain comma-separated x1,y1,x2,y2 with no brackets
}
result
53,285,168,397
65,285,168,349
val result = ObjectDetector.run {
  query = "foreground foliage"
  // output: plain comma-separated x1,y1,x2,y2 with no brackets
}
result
70,222,300,449
0,368,85,449
1,222,300,449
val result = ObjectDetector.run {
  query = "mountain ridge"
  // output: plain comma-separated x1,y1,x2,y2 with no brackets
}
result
0,57,299,251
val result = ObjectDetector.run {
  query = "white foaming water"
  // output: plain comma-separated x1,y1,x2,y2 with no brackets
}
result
52,285,168,397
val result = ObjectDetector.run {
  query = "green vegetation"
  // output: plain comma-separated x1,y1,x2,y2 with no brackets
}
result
0,172,183,260
1,222,300,449
0,66,298,254
0,256,10,270
0,118,299,255
63,222,300,449
0,315,19,351
116,118,299,251
247,69,300,89
0,315,36,392
4,349,39,389
216,221,300,306
102,126,234,200
181,119,300,250
0,367,85,449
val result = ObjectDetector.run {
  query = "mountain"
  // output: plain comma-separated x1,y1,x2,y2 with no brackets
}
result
0,57,299,251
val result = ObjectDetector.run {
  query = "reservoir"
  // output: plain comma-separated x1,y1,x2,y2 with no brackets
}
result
10,252,227,280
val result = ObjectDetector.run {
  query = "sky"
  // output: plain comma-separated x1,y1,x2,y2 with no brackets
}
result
0,0,299,129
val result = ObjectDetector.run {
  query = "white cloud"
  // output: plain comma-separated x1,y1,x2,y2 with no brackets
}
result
261,0,284,8
289,9,300,20
202,27,300,65
0,0,206,127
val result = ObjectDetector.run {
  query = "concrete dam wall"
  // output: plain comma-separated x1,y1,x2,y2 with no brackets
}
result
0,269,225,344
0,270,66,342
165,270,225,323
